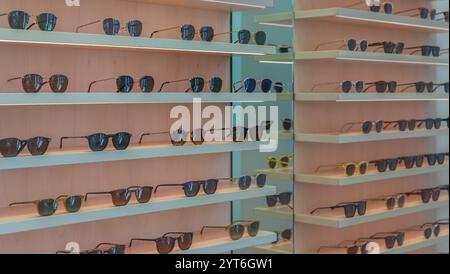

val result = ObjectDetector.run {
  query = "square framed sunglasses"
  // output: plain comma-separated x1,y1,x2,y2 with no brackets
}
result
233,78,285,93
76,18,143,37
0,137,51,158
266,192,293,209
310,200,367,218
367,194,406,210
214,29,267,45
345,1,394,14
129,232,193,254
404,45,443,57
139,128,204,146
88,75,154,93
158,77,222,93
368,41,405,54
0,10,57,31
311,80,397,93
209,121,273,143
9,195,84,217
398,82,449,93
84,186,154,207
8,74,69,93
406,187,441,204
356,232,405,249
201,220,260,241
60,132,132,152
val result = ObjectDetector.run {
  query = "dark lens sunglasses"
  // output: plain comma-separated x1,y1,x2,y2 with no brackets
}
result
139,128,203,146
382,119,417,132
0,11,57,31
81,243,126,254
370,158,399,173
151,24,214,42
396,7,437,20
358,232,405,249
8,74,69,93
311,201,367,218
398,81,438,93
60,132,132,152
129,232,193,254
274,229,292,244
424,153,448,166
369,194,406,210
266,192,293,208
218,174,267,190
201,220,260,240
214,30,266,45
154,179,220,198
88,75,155,93
283,118,293,131
341,120,384,134
159,77,222,93
9,195,83,217
233,78,274,93
315,161,369,177
399,155,425,169
315,39,368,52
317,241,373,254
368,41,405,54
212,120,273,143
84,186,153,207
0,137,51,158
267,156,292,169
364,81,397,93
311,81,365,93
405,45,441,57
406,187,441,203
417,118,446,130
76,18,143,37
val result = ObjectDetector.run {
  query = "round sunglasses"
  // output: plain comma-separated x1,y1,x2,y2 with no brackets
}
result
151,24,214,42
0,11,57,31
0,137,51,158
158,77,223,93
266,192,292,208
60,132,132,152
8,74,69,93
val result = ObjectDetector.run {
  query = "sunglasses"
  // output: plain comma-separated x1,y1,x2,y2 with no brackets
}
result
214,30,267,45
8,74,69,93
154,179,220,198
398,82,449,93
405,45,441,57
151,24,214,42
316,161,369,176
341,120,384,134
344,0,393,14
406,187,441,203
266,192,293,208
317,241,373,254
9,195,83,217
315,39,368,51
129,232,193,254
211,121,273,143
311,201,367,218
201,220,260,240
233,78,284,93
357,232,405,249
60,132,132,152
402,220,448,240
85,186,153,207
80,243,126,254
417,118,448,130
219,174,267,190
267,156,292,169
0,137,51,158
399,155,425,169
369,194,406,210
158,77,222,93
88,76,155,93
368,41,405,54
395,7,437,20
283,118,292,131
382,119,417,132
434,11,449,22
76,18,143,37
0,11,57,31
311,81,365,93
369,158,399,173
273,229,292,244
139,128,204,146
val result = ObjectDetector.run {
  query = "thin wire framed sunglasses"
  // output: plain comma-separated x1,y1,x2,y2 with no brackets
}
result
150,24,214,42
88,75,155,93
0,10,57,31
356,231,405,249
139,128,204,146
317,240,374,254
158,77,222,93
214,29,267,45
401,220,447,240
315,39,368,52
233,78,284,93
201,220,260,240
340,120,384,134
76,18,143,37
368,41,405,54
367,194,406,210
316,161,369,176
9,195,84,217
0,137,51,158
60,132,132,152
310,81,365,93
345,0,394,14
310,201,367,218
397,81,450,93
8,74,69,93
129,232,193,254
84,186,154,207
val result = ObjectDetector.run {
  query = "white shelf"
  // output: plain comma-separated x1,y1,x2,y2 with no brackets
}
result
0,141,262,171
0,28,276,56
255,241,293,254
297,162,449,186
296,195,449,228
295,92,450,102
0,185,276,236
296,129,449,144
254,206,293,221
129,0,273,11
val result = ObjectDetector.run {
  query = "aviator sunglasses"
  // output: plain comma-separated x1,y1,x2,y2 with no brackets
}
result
84,186,154,207
311,201,367,218
76,18,142,37
88,76,155,93
8,74,69,93
151,24,214,42
59,132,132,152
0,137,51,158
0,10,57,31
201,220,260,240
9,195,83,217
158,77,222,93
129,232,193,254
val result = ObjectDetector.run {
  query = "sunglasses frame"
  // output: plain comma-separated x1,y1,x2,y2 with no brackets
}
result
0,136,52,158
9,195,84,217
154,179,220,198
315,161,369,177
201,220,260,240
128,232,194,254
310,80,365,93
311,201,367,218
0,11,57,31
8,74,69,93
84,186,154,207
87,75,155,93
315,38,368,52
150,24,214,42
60,132,132,152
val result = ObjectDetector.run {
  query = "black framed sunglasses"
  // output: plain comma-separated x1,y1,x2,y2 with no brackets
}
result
399,155,425,169
76,18,142,37
283,118,292,131
214,30,267,45
404,45,441,57
311,201,367,218
201,220,260,240
266,192,293,208
60,132,132,152
79,243,126,255
417,118,448,130
218,174,267,190
84,186,154,207
0,137,51,158
8,74,69,93
139,128,204,146
341,120,384,134
210,121,273,143
345,1,394,14
368,41,405,54
273,229,292,244
0,11,57,31
357,232,405,249
368,194,406,210
129,232,193,254
9,195,83,217
382,119,417,132
315,39,368,52
151,24,214,42
395,7,437,20
158,77,222,93
365,81,398,93
369,158,399,173
397,81,447,93
233,78,283,93
88,75,154,93
154,179,220,198
406,187,441,203
317,241,373,254
311,80,365,93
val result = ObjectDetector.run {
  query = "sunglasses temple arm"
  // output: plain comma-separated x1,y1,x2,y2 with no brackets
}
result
362,84,375,92
158,79,189,92
150,26,180,38
310,206,334,215
59,136,86,149
200,226,227,235
87,78,116,93
314,165,338,173
310,82,338,92
128,238,156,248
95,243,123,249
153,184,183,193
314,40,344,51
8,201,35,207
76,20,102,33
7,77,22,83
84,192,111,202
394,8,418,15
340,122,358,133
139,132,169,144
232,81,244,93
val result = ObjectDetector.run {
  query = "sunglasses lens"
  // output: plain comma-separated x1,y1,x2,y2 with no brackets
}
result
244,78,257,93
103,18,120,35
362,121,373,134
266,195,278,207
432,189,441,201
280,156,290,168
435,119,442,129
385,236,396,249
420,8,429,19
111,189,132,206
279,192,292,205
434,225,441,237
191,77,205,93
107,245,125,254
384,42,395,53
415,82,426,93
397,232,405,246
200,26,214,42
347,246,359,254
47,74,69,93
178,233,194,250
210,77,223,93
416,156,424,167
370,5,381,12
283,119,292,131
135,187,153,203
183,182,201,197
248,222,260,237
37,13,57,31
127,20,142,37
424,228,433,239
347,39,357,51
0,138,24,157
256,174,267,188
170,129,188,146
8,10,30,29
375,81,388,93
112,132,132,150
388,81,397,93
261,79,273,93
238,176,252,190
229,225,245,240
444,83,449,93
341,81,353,93
398,120,407,131
403,157,414,169
181,24,195,40
346,165,356,176
281,229,292,241
203,179,218,195
398,195,406,208
268,158,277,169
360,40,368,52
375,121,383,133
437,153,446,164
384,3,393,14
156,237,175,254
408,119,417,130
191,128,204,145
116,76,134,93
64,196,83,213
432,47,440,57
238,30,251,44
37,199,58,216
360,163,368,174
422,191,431,203
27,137,51,156
22,74,44,93
139,76,155,93
377,160,388,172
254,31,267,45
344,205,357,218
389,159,399,171
274,82,284,93
396,43,405,54
386,198,396,210
355,81,365,93
358,201,367,215
87,133,108,151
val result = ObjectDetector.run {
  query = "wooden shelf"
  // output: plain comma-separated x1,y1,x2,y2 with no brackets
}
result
0,185,276,236
0,141,262,171
297,162,449,186
129,0,273,11
296,195,449,228
257,51,449,66
295,92,450,102
256,8,449,32
255,167,294,180
255,241,293,254
254,206,293,221
296,128,449,144
0,28,276,56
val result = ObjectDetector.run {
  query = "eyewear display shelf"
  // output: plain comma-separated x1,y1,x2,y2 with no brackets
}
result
0,0,276,254
267,0,449,254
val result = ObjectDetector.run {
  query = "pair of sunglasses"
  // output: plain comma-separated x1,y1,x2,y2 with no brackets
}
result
369,41,405,54
406,187,441,204
317,240,375,254
0,137,51,158
311,201,367,218
315,39,368,52
399,82,449,93
88,76,155,93
405,45,442,57
273,229,292,244
316,161,368,177
84,186,153,207
267,156,292,169
218,30,267,45
341,120,384,134
129,232,193,254
9,195,83,217
370,158,399,173
369,194,406,210
344,1,393,14
357,232,405,249
283,119,292,131
59,132,132,152
404,220,449,239
8,74,69,93
158,77,222,93
139,129,204,147
400,153,448,169
201,220,260,241
266,192,293,208
342,118,448,134
233,78,284,93
0,11,57,31
80,243,126,255
211,121,273,143
76,18,143,37
311,80,396,93
151,24,214,41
